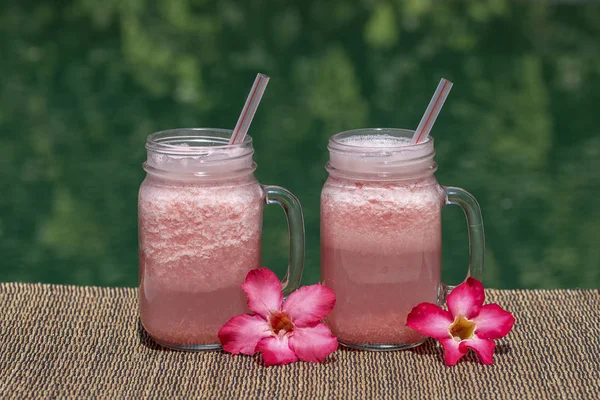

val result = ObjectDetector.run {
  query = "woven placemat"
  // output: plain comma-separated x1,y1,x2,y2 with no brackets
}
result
0,283,599,399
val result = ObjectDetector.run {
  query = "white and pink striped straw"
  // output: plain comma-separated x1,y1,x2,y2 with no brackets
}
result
229,73,270,145
411,78,453,144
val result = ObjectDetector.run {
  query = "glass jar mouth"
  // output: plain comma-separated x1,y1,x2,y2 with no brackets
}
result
327,128,436,180
146,128,253,158
144,128,255,178
328,128,434,159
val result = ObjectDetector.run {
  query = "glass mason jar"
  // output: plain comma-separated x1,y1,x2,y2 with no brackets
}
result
321,128,484,351
139,128,305,351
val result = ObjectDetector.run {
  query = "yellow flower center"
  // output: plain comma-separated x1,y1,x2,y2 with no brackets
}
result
269,312,294,334
449,315,476,342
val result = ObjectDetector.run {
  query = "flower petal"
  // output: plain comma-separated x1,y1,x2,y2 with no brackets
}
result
218,314,271,355
447,277,485,319
289,323,338,363
241,268,283,318
459,337,496,364
257,335,298,366
439,338,467,366
282,283,336,326
406,303,454,340
473,304,515,339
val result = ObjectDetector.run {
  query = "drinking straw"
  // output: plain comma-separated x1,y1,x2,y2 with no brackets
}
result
411,78,453,144
229,73,270,145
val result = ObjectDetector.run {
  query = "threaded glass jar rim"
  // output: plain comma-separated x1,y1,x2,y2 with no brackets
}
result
144,128,256,178
328,128,434,159
326,128,437,180
146,128,253,157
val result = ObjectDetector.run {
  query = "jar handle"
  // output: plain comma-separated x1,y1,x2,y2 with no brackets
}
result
442,186,485,299
263,186,305,296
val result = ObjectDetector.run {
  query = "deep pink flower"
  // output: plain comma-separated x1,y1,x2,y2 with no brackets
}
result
218,268,338,366
406,277,515,366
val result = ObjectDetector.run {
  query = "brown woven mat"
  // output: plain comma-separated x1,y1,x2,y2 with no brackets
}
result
1,283,599,399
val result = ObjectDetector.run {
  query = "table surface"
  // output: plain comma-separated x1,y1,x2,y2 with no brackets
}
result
0,283,598,399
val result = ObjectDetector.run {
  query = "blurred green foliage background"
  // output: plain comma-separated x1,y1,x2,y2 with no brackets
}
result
1,0,599,289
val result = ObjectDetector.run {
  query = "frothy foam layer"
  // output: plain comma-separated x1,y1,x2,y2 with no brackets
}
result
166,146,249,159
338,134,412,148
329,133,434,175
147,145,253,174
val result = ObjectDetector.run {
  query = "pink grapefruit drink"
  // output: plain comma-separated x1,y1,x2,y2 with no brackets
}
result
139,175,263,349
321,129,446,350
138,128,263,351
138,128,305,351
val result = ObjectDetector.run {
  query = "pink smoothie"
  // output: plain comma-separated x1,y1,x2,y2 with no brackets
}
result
138,174,263,347
321,175,444,346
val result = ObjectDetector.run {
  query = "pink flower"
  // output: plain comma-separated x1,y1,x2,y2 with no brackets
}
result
406,277,515,366
218,268,338,366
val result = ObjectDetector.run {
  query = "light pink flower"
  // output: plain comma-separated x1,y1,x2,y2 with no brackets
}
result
218,268,338,366
406,277,515,366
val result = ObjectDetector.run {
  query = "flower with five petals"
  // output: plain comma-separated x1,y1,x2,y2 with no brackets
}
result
218,268,338,366
406,277,515,366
